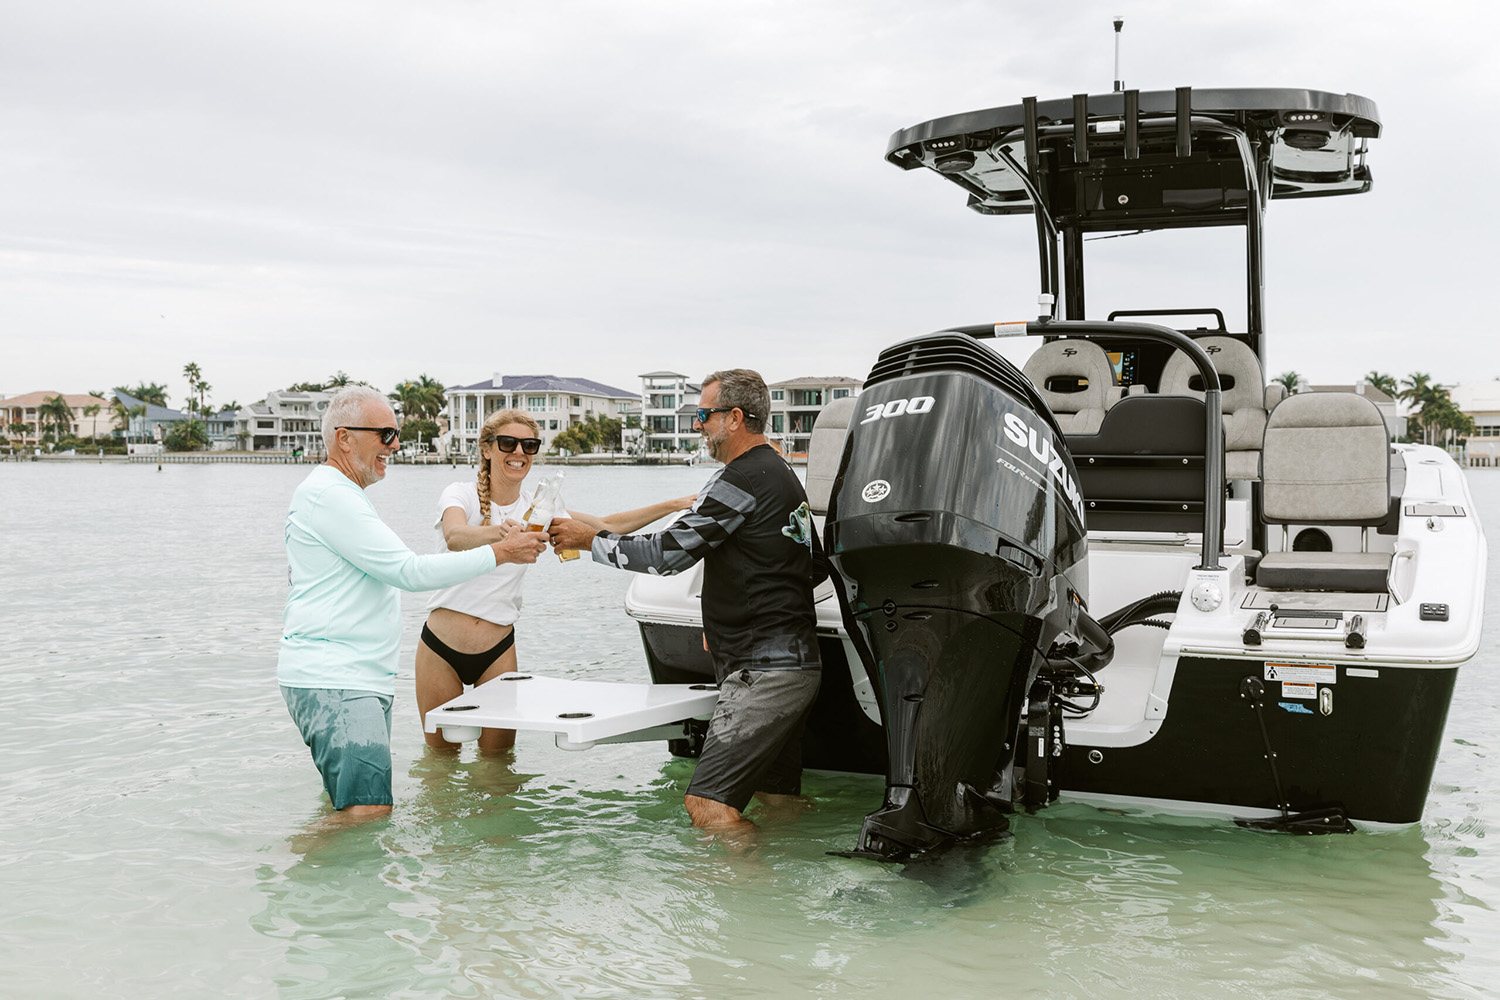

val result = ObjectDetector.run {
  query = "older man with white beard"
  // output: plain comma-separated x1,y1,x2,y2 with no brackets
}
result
277,386,545,822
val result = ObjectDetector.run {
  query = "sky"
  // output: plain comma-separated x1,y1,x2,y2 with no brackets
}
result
3,0,1498,409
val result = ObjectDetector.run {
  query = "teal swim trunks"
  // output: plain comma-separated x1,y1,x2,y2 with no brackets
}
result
281,686,394,810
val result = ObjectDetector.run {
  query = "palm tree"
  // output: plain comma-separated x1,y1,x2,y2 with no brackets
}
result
111,397,146,442
82,401,102,442
414,374,446,419
391,374,447,422
182,362,201,412
1400,372,1439,443
1272,371,1303,395
116,382,169,407
37,394,75,444
326,371,354,389
1363,371,1399,399
182,362,212,417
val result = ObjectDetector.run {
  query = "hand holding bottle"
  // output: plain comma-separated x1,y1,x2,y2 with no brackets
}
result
490,529,546,564
546,515,598,556
524,473,580,562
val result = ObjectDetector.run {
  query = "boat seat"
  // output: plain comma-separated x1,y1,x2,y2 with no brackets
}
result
805,394,857,515
1065,395,1222,533
1022,340,1114,434
1159,335,1269,482
1256,392,1392,592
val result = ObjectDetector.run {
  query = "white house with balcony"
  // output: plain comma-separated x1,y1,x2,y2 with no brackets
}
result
445,374,639,455
639,371,701,454
768,377,863,456
0,391,114,447
236,389,336,453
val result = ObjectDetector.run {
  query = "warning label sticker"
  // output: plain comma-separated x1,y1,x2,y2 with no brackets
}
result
1280,681,1317,700
1265,662,1337,685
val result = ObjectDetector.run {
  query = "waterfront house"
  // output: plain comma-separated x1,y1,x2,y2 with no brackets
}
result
638,371,700,454
768,377,863,456
114,392,239,450
1,391,114,448
1453,377,1500,466
235,390,335,454
445,375,639,456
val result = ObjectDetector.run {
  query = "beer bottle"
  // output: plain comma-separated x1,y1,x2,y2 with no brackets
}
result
523,475,558,532
553,472,581,562
523,474,581,562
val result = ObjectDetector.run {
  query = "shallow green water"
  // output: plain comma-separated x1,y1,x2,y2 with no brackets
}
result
1,462,1495,998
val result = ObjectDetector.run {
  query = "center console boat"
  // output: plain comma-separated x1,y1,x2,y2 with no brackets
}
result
620,86,1487,858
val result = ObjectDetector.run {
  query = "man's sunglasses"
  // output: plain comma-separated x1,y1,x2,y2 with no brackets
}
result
339,426,400,446
489,435,543,455
695,406,758,424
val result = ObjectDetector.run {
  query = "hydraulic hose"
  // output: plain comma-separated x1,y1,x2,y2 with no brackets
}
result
1098,591,1182,634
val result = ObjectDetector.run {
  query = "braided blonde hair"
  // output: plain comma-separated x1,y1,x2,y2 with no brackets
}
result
477,408,541,525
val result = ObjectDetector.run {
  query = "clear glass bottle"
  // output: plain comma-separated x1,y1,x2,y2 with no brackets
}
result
523,473,580,562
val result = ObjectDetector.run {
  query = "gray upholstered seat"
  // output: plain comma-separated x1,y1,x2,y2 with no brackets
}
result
1256,392,1392,592
804,395,857,515
1021,339,1114,435
1159,335,1268,481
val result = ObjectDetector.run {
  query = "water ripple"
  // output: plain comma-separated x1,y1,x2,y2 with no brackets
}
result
2,464,1498,998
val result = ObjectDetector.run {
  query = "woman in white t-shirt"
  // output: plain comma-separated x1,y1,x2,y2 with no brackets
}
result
417,408,694,752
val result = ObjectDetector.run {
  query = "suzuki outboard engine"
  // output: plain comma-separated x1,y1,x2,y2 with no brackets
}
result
826,332,1090,859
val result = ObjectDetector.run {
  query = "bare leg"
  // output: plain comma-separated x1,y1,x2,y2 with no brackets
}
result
416,637,465,752
332,804,392,823
473,644,520,754
684,793,755,832
288,802,393,853
752,792,812,824
416,616,520,752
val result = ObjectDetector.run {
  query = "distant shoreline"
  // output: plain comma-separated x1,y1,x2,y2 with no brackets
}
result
1,452,745,467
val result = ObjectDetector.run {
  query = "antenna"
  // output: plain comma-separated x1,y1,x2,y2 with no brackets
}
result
1113,16,1124,93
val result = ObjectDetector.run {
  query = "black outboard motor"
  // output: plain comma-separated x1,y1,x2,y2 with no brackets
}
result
826,333,1090,859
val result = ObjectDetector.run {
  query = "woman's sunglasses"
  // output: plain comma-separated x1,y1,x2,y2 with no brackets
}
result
489,435,542,455
339,426,400,446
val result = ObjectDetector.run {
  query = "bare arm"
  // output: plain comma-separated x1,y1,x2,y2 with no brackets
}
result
549,475,752,576
567,494,698,534
440,507,515,551
442,508,545,564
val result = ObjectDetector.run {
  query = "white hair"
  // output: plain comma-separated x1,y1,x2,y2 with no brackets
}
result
322,386,391,451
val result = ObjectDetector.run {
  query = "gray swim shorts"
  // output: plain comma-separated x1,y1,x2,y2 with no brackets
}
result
281,686,394,810
686,667,821,812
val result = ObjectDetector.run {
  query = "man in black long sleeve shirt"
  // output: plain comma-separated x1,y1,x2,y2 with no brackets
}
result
548,369,825,831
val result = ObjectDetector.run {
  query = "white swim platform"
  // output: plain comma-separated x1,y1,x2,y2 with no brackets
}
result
423,673,719,750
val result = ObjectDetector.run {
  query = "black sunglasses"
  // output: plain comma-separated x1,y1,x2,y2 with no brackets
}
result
339,426,400,445
695,406,758,423
489,434,542,455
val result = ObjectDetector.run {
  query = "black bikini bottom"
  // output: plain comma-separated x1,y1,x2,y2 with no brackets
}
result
420,622,516,686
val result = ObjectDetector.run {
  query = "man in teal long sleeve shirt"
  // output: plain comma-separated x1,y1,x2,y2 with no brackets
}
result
278,387,546,821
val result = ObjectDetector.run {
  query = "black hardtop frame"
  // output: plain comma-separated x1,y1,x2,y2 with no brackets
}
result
885,86,1382,357
887,88,1379,173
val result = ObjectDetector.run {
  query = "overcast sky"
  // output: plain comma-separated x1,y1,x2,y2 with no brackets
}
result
3,0,1497,409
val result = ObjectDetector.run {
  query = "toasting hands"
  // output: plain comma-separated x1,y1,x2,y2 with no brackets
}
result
546,515,599,554
491,521,548,564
